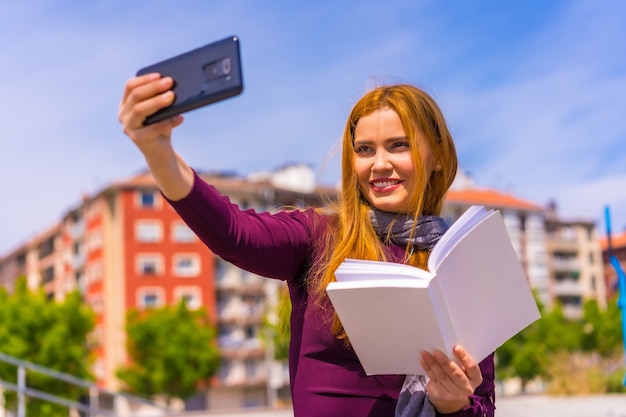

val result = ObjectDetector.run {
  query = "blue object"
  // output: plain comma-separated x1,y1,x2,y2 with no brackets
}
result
605,206,626,386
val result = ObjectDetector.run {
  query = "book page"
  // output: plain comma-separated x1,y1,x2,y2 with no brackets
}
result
429,205,488,270
334,258,433,282
326,280,446,375
433,210,540,363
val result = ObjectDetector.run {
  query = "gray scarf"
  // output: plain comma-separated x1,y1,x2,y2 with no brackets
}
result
368,208,448,417
368,209,448,250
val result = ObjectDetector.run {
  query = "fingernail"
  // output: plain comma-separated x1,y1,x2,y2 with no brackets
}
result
434,350,446,361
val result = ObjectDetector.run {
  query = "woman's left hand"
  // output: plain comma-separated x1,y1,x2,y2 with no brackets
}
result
420,345,483,414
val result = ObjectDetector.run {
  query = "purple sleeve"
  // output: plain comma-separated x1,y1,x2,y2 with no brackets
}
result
437,353,496,417
166,171,315,280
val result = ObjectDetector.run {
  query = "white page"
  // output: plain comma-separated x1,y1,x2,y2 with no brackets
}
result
326,280,445,374
429,205,488,270
433,210,540,363
334,258,433,282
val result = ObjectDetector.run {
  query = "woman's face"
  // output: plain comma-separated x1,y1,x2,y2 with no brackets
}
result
353,107,437,213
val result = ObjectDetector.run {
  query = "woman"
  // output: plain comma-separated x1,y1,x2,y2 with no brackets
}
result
119,74,495,417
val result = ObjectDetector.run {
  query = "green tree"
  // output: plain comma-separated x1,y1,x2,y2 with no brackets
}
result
263,284,291,361
116,301,220,405
497,292,626,393
580,296,624,356
0,277,95,417
496,293,581,391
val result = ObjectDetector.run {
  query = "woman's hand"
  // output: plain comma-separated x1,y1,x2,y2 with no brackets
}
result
118,73,184,156
118,73,194,201
421,345,483,414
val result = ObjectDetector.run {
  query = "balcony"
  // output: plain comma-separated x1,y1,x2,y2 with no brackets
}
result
219,337,264,359
551,258,580,272
215,266,243,290
218,359,268,387
70,221,85,239
241,273,266,294
218,297,266,324
548,235,578,252
552,279,583,296
72,252,86,269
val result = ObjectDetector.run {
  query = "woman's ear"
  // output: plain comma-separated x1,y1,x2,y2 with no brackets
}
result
434,163,442,172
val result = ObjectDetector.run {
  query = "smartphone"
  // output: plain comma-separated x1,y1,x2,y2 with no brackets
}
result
136,35,243,125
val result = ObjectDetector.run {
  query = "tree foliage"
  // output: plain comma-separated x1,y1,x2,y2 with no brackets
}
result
116,301,220,405
579,297,624,356
263,284,291,361
0,276,95,417
497,292,625,391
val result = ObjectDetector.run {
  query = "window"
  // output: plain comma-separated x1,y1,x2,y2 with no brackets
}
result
92,261,104,282
137,288,164,309
16,252,26,267
174,286,202,309
86,229,103,252
135,221,162,242
137,254,163,276
137,190,158,209
143,294,158,307
172,222,196,243
41,266,55,283
39,237,55,259
84,261,104,286
173,254,200,277
591,275,596,290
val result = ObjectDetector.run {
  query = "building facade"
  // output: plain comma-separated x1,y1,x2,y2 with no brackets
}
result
0,164,334,411
544,202,607,317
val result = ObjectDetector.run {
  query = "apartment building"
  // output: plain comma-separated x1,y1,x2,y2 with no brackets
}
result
0,171,220,391
544,202,607,317
0,223,63,297
443,174,551,307
0,164,335,411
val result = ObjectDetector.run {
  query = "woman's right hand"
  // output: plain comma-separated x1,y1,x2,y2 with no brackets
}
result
118,73,184,158
118,73,194,201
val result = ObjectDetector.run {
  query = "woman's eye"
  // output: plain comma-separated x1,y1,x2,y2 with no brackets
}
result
354,145,373,155
391,141,410,151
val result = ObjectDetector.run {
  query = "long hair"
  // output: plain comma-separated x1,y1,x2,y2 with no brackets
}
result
309,84,458,340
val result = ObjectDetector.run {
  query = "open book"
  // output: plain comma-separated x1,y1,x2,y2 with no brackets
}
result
326,205,540,375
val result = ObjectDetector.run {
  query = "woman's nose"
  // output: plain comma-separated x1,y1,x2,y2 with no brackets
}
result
372,150,392,171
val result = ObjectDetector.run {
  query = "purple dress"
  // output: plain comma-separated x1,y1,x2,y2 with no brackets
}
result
168,172,496,417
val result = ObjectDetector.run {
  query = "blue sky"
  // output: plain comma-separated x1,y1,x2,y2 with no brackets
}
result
1,0,625,254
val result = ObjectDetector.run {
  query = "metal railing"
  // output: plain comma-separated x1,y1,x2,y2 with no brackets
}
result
0,352,169,417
